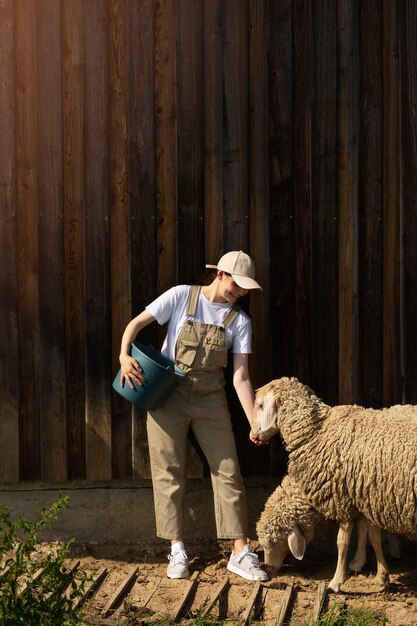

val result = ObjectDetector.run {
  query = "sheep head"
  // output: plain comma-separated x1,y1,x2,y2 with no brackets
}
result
261,525,307,573
252,376,323,444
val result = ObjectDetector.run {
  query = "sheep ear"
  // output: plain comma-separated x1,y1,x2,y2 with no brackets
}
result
287,525,306,560
260,392,276,431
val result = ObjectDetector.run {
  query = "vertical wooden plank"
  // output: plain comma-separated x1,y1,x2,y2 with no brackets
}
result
266,0,294,380
244,0,270,477
62,0,86,479
108,0,132,478
337,0,359,403
129,0,157,322
129,0,156,480
177,0,205,478
15,0,40,480
311,0,338,404
265,0,293,477
222,0,249,250
37,0,67,480
249,0,270,389
177,0,204,284
401,0,417,403
223,0,252,471
84,0,112,480
382,0,402,406
203,0,223,263
293,0,312,384
154,0,177,295
358,0,383,407
0,0,19,482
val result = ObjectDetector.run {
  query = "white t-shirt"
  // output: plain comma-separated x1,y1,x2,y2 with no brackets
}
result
146,285,252,362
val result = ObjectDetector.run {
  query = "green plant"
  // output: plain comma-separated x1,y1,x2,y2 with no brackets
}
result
306,602,387,626
0,495,89,626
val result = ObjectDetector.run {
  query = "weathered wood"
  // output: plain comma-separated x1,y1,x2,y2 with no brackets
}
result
62,0,86,479
358,0,383,408
382,0,402,406
172,570,199,622
0,0,19,483
293,0,312,384
0,1,416,485
62,559,81,599
18,566,46,596
240,580,261,625
222,0,249,250
200,577,229,617
101,565,139,617
128,0,157,480
311,0,339,404
267,0,295,383
203,0,224,262
72,566,108,609
15,0,40,480
108,0,132,478
154,0,178,296
274,582,294,626
140,577,162,608
337,0,359,404
36,0,67,481
176,0,205,478
401,0,417,403
84,0,112,481
177,0,204,286
311,580,327,622
249,0,270,389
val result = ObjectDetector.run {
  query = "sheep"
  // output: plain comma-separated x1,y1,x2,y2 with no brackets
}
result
252,377,417,589
256,475,390,592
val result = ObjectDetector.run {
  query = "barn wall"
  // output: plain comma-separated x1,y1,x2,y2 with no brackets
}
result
0,0,416,483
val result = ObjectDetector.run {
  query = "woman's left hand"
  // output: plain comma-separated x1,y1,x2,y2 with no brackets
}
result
249,430,269,446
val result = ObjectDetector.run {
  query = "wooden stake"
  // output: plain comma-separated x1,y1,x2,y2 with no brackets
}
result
311,580,327,622
200,577,229,617
172,570,199,622
275,582,294,626
240,580,261,625
71,566,108,609
101,565,139,617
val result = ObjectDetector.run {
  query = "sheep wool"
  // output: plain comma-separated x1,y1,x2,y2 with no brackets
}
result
256,475,324,550
252,377,417,540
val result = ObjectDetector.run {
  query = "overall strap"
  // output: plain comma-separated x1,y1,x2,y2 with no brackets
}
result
223,304,240,328
186,285,201,316
186,284,240,327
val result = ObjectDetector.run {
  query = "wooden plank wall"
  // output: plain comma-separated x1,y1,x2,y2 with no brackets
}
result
0,0,416,484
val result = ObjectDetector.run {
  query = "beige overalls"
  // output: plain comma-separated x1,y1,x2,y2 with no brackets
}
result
146,286,249,540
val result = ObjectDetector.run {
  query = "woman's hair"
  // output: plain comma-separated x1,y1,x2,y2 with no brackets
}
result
198,268,217,285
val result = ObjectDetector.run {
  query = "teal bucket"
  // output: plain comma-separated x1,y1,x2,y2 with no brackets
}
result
112,342,187,410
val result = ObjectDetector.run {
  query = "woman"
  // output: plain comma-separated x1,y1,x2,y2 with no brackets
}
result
119,250,267,581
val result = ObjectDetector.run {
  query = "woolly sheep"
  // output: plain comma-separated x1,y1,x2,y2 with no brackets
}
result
256,475,390,592
252,377,417,589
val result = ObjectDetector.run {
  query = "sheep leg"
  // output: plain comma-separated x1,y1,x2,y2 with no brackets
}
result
349,517,369,573
368,524,390,587
328,521,354,593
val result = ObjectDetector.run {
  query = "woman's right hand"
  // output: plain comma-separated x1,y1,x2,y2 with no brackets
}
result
119,354,144,389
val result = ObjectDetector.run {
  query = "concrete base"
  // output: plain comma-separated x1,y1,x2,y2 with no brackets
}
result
0,477,278,545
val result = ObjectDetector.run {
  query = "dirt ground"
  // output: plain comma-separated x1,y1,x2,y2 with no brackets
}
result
69,527,417,625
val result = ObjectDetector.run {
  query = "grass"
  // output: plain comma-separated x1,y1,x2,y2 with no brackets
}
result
0,495,90,626
304,602,387,626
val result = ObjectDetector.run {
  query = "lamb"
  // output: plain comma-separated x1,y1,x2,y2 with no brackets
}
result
256,474,391,592
252,377,417,589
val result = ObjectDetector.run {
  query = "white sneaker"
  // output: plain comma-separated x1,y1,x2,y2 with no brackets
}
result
227,544,268,581
167,544,189,579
